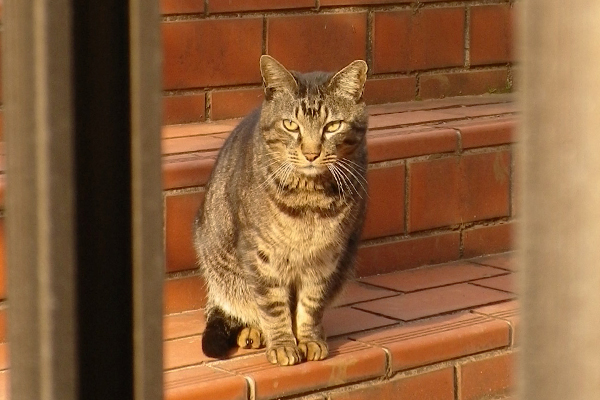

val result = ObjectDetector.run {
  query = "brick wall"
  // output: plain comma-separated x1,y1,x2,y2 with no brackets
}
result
160,0,515,124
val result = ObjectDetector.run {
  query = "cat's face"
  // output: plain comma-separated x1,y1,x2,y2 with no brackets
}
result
259,56,368,179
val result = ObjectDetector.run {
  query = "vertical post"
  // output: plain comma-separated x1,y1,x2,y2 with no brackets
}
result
4,0,164,399
4,0,77,399
520,1,600,399
129,0,164,398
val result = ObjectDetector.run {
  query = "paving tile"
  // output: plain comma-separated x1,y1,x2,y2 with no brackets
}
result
162,18,262,90
470,252,517,271
463,222,514,259
164,364,248,400
459,352,515,400
324,306,398,337
367,126,458,163
162,135,225,156
354,283,514,321
373,8,465,73
473,301,519,346
362,164,405,240
164,335,209,370
363,76,417,105
367,94,513,116
331,281,398,307
162,93,205,125
216,338,386,400
329,367,454,400
472,273,516,294
162,153,217,190
0,371,7,400
0,219,4,301
164,309,206,340
368,110,461,130
351,312,510,373
165,191,205,273
267,13,367,73
164,275,207,314
360,262,508,292
161,121,235,139
356,232,460,277
440,102,517,118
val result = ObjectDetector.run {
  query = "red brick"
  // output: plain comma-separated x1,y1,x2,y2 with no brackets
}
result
463,222,514,259
209,0,314,13
165,191,205,272
162,154,217,190
162,135,225,155
211,87,264,120
473,301,519,346
440,102,517,119
363,76,416,105
164,365,248,400
470,4,514,65
368,109,460,130
162,120,236,139
362,164,405,240
355,283,514,321
367,126,458,163
218,339,386,400
373,8,465,73
420,69,510,100
0,110,4,142
0,308,5,343
267,13,367,73
351,312,510,373
160,0,204,14
448,117,516,149
360,262,507,292
164,275,207,314
356,231,460,277
162,19,263,89
460,352,515,400
329,367,455,400
162,93,205,125
408,152,511,232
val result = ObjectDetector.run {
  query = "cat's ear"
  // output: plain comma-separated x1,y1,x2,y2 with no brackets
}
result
260,55,298,100
328,60,368,102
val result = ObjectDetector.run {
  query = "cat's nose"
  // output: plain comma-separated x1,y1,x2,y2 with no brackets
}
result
303,152,320,162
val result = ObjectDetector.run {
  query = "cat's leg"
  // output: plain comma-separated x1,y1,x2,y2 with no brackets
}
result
253,283,302,366
294,279,330,362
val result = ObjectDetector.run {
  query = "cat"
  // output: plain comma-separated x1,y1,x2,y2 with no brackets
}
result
193,55,369,366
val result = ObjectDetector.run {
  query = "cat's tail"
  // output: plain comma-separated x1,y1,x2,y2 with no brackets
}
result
202,307,243,358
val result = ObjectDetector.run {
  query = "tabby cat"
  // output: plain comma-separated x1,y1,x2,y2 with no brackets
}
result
194,55,369,366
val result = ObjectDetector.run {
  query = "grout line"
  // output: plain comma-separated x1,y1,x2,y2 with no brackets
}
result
262,15,267,55
366,10,374,76
454,364,462,400
464,5,471,69
204,91,211,121
404,160,410,234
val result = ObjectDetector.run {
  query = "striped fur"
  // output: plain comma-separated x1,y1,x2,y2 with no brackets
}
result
194,56,368,366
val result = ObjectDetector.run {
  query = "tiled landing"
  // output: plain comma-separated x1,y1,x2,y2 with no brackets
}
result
164,252,518,400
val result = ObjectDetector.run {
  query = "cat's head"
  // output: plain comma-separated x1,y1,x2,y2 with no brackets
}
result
258,55,368,179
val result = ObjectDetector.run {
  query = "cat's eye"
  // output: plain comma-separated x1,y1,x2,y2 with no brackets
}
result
282,119,300,132
325,121,343,133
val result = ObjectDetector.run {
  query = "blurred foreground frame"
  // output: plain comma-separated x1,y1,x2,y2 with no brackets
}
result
3,1,163,399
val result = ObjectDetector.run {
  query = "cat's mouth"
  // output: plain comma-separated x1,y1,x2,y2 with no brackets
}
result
297,164,326,177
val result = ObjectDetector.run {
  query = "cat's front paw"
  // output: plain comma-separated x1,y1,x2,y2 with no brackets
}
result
298,340,328,361
266,343,302,366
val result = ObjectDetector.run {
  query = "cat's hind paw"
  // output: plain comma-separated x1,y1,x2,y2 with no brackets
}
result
237,326,264,349
266,344,302,366
298,340,329,361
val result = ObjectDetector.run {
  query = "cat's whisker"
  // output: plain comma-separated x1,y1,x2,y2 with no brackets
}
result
336,159,368,196
331,163,360,200
327,165,345,199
